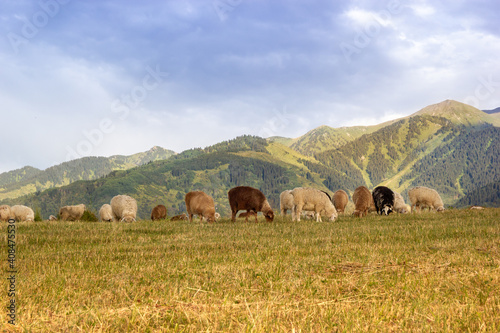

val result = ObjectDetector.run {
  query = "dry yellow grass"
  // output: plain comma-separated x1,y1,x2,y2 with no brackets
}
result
1,208,499,332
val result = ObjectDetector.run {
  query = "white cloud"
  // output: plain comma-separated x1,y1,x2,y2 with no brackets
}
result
1,1,500,173
409,3,436,17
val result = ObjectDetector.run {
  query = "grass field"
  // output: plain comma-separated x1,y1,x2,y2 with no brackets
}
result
2,209,500,332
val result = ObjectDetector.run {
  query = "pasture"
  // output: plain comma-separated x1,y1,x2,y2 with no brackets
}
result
1,208,500,332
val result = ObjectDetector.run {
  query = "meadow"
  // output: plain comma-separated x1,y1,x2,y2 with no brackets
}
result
1,208,500,332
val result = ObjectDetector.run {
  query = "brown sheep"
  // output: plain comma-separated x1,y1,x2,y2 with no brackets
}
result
185,191,216,222
228,186,274,222
170,213,188,221
352,186,376,217
150,204,167,221
332,189,349,214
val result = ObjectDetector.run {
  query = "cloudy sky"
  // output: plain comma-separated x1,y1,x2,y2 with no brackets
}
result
1,0,499,173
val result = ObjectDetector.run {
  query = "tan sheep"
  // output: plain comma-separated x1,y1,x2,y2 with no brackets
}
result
48,215,57,221
332,190,349,214
290,187,337,222
280,190,294,216
0,205,12,221
393,192,410,214
408,186,445,213
185,191,216,222
110,195,138,222
99,204,114,222
59,204,86,221
10,205,35,222
352,186,376,217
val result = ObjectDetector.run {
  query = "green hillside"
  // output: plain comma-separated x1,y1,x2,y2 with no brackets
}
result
455,180,500,207
289,125,379,156
0,146,175,201
315,115,456,190
0,166,42,187
400,124,500,202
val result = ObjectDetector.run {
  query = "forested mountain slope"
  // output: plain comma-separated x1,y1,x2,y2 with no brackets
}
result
0,146,175,201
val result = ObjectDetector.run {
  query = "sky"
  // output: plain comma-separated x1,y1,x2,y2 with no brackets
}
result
1,0,500,173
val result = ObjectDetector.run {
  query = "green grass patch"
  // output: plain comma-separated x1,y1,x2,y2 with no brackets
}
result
1,209,500,331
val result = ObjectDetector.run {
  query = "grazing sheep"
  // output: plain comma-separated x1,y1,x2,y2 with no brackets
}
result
393,192,409,214
10,205,35,222
48,215,57,221
59,204,86,221
372,186,394,215
99,204,114,222
170,213,188,221
280,190,294,216
290,187,337,222
332,190,349,214
185,191,216,222
408,186,445,213
150,204,167,221
470,206,485,210
110,195,138,222
352,186,376,217
0,205,12,221
228,186,274,222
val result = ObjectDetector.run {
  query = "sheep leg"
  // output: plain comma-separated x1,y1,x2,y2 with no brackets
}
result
292,205,300,222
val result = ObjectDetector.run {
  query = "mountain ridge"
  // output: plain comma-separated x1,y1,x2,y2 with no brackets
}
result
2,100,500,216
0,146,176,201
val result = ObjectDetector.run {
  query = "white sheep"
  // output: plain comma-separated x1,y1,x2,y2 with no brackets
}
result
110,195,138,222
408,186,445,213
59,204,86,221
280,190,294,215
10,205,35,221
99,204,114,222
281,189,317,218
291,187,337,222
393,192,410,214
0,205,12,221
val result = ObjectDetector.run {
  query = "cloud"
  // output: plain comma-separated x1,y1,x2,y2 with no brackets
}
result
1,0,499,173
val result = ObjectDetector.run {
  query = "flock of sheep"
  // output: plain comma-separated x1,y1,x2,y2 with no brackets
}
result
0,185,445,223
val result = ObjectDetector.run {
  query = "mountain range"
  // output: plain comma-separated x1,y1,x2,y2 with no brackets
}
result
1,100,499,218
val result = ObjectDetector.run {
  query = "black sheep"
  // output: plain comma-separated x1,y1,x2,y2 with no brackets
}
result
372,186,394,215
